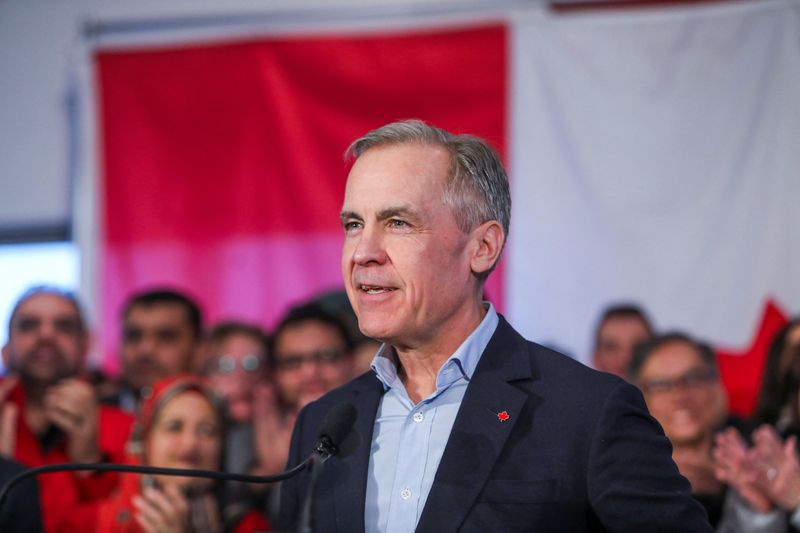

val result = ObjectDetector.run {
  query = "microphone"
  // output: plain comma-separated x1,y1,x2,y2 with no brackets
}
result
314,402,358,458
298,402,357,533
0,402,358,520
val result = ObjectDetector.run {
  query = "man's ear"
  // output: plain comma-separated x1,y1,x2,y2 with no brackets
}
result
469,220,505,276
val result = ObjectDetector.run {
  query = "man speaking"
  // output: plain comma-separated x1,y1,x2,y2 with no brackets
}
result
278,120,712,532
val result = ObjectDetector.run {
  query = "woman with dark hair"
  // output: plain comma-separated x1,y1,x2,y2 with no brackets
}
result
754,318,800,429
59,375,269,533
715,344,800,532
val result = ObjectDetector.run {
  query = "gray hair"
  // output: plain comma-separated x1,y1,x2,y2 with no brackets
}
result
346,120,511,280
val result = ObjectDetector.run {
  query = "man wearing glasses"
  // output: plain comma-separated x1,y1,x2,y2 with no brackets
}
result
630,333,733,528
254,303,355,481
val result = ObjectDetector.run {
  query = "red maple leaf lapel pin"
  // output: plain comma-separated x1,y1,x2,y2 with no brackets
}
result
497,410,510,422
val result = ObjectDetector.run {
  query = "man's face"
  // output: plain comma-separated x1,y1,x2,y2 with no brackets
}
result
593,316,651,379
121,304,197,392
205,333,265,424
340,143,476,349
2,293,86,385
638,341,719,446
272,321,353,411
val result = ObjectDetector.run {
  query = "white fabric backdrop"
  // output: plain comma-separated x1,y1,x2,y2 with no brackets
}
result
508,0,800,363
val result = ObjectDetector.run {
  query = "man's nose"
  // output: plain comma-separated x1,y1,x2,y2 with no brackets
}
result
179,429,202,450
298,357,323,378
352,224,387,265
135,334,158,354
38,320,58,339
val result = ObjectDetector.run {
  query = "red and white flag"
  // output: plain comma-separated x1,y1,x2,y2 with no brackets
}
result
86,0,800,416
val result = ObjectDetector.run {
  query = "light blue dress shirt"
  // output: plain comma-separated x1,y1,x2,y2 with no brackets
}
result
364,304,499,533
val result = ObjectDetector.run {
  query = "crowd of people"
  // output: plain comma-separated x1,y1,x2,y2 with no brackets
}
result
592,305,800,532
0,285,376,532
0,284,798,532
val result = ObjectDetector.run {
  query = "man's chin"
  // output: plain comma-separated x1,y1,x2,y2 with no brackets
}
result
356,320,395,344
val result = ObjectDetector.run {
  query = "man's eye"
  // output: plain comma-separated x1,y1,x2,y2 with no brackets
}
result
15,318,40,332
344,221,362,231
388,219,408,229
54,319,80,335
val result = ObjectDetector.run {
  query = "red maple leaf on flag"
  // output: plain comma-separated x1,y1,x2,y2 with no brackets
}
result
716,299,788,418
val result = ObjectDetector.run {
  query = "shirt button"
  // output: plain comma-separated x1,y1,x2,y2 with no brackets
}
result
412,412,424,423
400,488,412,500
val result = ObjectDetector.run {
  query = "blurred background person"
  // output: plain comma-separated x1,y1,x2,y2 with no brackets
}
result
714,343,800,532
251,302,355,521
267,301,355,419
198,321,270,508
753,318,800,432
111,289,204,412
1,286,133,532
630,333,731,526
200,321,269,426
592,303,653,379
60,374,269,533
312,289,378,375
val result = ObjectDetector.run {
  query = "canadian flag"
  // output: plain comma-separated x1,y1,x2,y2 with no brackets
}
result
86,0,800,416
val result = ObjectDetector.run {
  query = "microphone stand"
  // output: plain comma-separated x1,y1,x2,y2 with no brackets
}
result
0,457,311,512
296,453,325,533
296,435,338,533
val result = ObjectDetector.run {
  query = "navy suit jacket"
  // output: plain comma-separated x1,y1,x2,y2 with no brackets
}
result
278,316,713,532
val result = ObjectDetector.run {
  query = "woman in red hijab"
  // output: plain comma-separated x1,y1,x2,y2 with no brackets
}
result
60,374,270,532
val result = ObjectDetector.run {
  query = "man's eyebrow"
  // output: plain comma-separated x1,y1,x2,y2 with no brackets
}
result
376,206,420,221
340,206,422,224
339,211,362,224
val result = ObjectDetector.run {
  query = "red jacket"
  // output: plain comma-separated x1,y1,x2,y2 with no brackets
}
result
3,379,134,532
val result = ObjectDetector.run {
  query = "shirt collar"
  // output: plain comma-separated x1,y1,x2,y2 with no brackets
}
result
370,303,499,392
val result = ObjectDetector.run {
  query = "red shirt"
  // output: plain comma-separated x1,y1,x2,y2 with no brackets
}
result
3,378,134,532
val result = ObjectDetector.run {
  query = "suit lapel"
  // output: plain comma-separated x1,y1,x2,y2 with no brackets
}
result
416,318,535,533
332,374,384,533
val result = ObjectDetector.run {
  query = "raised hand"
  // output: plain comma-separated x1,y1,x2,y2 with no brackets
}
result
713,427,773,513
751,425,800,512
133,485,189,533
0,376,19,457
44,378,100,464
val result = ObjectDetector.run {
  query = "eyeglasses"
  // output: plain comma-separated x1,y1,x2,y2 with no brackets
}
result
640,368,717,395
206,353,263,375
273,347,345,372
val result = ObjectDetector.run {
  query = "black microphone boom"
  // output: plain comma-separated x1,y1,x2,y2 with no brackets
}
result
0,401,359,529
0,460,307,513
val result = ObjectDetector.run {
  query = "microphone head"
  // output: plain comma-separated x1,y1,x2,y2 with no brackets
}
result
316,402,357,457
